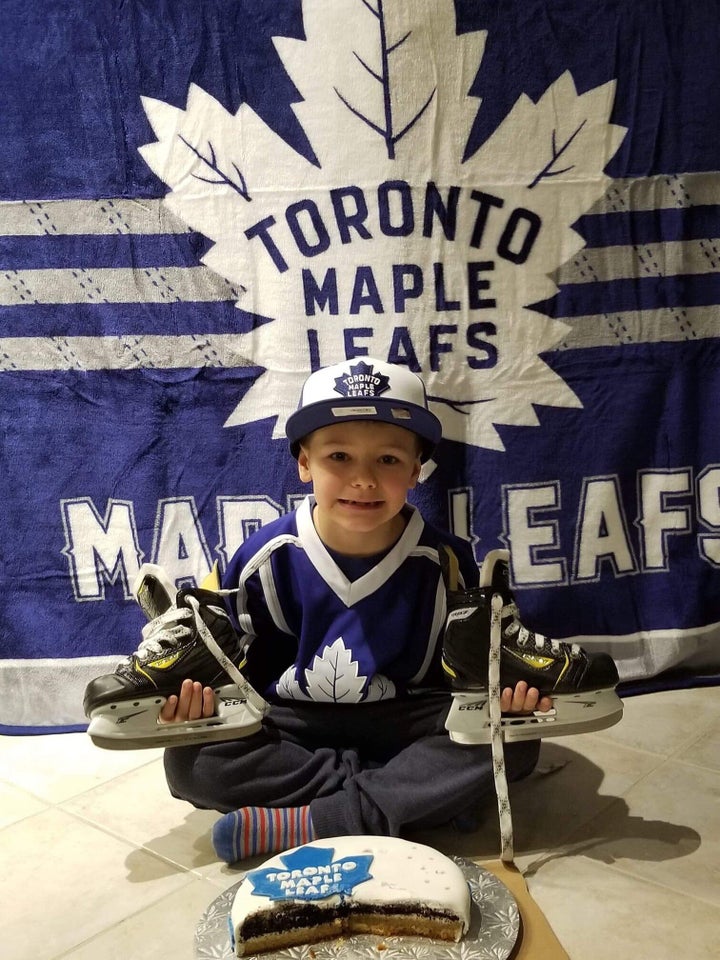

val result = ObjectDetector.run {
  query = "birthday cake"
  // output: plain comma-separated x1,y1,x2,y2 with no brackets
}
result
229,836,472,956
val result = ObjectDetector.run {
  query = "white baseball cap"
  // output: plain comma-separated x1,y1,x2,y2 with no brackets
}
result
286,357,441,462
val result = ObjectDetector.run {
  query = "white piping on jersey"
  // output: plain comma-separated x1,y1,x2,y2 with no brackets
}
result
409,574,448,684
235,534,301,635
259,557,292,635
296,495,426,607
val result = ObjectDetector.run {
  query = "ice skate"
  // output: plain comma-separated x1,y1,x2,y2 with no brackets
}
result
441,548,623,745
83,566,268,750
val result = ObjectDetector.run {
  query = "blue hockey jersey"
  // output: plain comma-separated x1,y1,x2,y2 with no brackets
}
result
223,496,479,703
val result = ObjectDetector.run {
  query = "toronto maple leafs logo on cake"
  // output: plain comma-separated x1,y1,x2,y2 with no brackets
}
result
247,846,373,901
333,361,391,399
140,0,626,452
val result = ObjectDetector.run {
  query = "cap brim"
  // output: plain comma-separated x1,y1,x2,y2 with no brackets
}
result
287,397,441,461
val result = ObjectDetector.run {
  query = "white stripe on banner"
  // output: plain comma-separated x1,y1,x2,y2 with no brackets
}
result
0,657,121,728
568,620,720,683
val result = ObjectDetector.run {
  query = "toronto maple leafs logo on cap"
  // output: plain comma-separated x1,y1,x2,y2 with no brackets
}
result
285,356,442,462
332,361,391,399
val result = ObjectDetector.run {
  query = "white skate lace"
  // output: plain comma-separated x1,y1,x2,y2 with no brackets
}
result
132,593,266,717
503,601,581,657
489,593,514,863
135,606,195,660
183,594,267,716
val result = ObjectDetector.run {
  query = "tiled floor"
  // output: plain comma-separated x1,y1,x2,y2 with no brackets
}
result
2,687,719,960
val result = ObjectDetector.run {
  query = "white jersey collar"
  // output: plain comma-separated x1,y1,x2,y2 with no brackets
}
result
296,495,424,606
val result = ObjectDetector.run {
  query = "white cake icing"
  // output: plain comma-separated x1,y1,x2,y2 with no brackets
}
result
229,836,471,956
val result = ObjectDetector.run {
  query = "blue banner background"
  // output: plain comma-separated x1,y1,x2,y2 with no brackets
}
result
2,0,719,730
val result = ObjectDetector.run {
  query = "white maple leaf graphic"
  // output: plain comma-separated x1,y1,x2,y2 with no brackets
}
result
275,640,394,702
139,0,626,451
275,665,311,701
303,637,367,702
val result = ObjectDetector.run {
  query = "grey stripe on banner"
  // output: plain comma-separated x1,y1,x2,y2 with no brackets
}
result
586,172,720,215
0,333,252,373
0,334,255,371
0,198,189,235
0,266,242,305
551,305,720,350
554,238,720,285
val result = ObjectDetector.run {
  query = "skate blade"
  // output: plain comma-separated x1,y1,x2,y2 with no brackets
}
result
86,685,268,751
446,688,624,744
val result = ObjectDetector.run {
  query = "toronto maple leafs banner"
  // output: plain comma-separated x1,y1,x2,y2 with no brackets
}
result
2,0,720,731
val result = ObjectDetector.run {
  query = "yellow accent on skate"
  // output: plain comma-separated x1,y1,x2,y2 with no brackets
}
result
507,648,556,671
441,656,458,679
147,653,183,670
134,652,183,680
201,561,221,591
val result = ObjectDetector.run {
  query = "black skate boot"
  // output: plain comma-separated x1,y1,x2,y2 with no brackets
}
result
441,548,623,743
83,573,267,750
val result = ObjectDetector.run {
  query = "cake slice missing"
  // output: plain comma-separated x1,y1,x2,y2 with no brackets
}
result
230,836,471,956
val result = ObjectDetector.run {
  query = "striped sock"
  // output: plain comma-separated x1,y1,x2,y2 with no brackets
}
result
212,805,315,864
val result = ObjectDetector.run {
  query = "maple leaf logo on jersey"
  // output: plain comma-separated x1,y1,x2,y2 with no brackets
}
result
140,0,626,451
275,637,395,703
333,361,391,399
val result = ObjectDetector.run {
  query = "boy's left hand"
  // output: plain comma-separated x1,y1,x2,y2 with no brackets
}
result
159,678,216,724
501,680,553,714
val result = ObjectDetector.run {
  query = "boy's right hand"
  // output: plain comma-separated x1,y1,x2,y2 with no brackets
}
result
160,678,216,723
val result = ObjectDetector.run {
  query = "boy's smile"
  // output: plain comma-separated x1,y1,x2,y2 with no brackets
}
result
297,420,422,556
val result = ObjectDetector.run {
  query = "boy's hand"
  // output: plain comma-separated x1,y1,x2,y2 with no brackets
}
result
500,680,553,714
159,678,216,723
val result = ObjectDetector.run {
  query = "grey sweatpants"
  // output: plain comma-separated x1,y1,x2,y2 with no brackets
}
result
163,691,540,838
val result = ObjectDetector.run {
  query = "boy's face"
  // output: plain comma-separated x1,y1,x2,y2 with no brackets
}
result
297,420,422,554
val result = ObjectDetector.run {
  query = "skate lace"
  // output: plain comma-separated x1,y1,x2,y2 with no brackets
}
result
134,606,195,661
502,600,581,657
129,591,267,720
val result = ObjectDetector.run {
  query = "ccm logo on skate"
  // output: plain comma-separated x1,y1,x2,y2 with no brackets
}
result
458,700,487,711
219,697,248,707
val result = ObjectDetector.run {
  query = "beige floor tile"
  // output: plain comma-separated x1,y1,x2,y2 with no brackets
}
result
0,779,48,828
551,758,719,905
56,752,343,890
527,854,720,960
593,687,720,757
681,715,720,772
412,736,662,865
59,758,240,885
0,732,163,804
0,808,193,960
510,736,662,854
55,877,226,960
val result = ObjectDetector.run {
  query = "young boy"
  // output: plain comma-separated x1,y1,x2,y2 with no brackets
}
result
160,358,551,863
